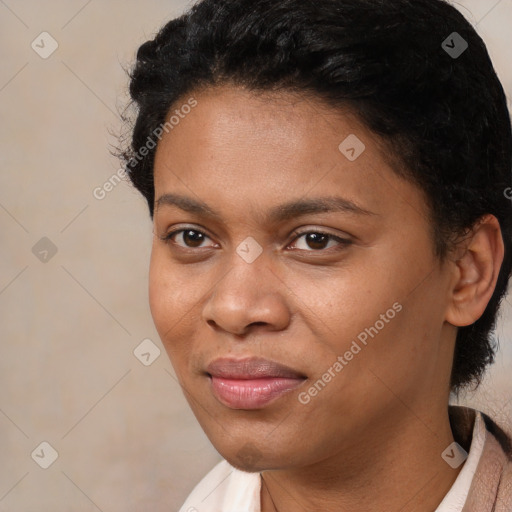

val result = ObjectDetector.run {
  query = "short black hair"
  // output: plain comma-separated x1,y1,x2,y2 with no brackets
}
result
119,0,512,393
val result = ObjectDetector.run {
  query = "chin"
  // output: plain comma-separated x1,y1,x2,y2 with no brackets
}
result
227,441,268,472
220,440,303,473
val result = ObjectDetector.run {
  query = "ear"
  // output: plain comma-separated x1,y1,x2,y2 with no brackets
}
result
445,214,505,327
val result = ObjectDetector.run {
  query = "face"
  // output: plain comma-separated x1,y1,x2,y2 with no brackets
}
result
149,85,456,472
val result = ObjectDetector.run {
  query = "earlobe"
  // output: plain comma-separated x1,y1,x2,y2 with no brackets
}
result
445,215,504,327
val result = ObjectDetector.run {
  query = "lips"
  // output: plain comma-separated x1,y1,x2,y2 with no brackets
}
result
206,357,305,380
206,357,306,409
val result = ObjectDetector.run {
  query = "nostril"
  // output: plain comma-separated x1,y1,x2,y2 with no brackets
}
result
248,321,267,328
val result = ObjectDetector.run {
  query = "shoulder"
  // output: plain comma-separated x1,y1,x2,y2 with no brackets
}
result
451,406,512,511
178,459,261,512
465,425,512,511
449,405,512,458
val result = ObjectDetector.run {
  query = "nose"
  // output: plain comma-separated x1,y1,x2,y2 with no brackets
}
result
201,252,291,337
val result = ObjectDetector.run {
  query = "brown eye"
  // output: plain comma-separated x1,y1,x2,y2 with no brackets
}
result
290,231,351,252
162,229,213,248
303,233,329,250
181,230,206,248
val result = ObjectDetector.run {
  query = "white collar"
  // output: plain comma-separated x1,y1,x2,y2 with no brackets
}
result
435,411,486,511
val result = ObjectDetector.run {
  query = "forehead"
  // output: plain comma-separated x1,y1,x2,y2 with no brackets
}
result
152,85,429,227
154,85,371,179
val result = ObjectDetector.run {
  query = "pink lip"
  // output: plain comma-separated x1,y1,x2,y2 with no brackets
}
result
206,357,306,409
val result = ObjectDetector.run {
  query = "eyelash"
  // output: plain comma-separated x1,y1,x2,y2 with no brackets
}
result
158,227,351,253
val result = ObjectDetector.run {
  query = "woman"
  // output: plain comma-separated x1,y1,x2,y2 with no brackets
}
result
119,0,512,509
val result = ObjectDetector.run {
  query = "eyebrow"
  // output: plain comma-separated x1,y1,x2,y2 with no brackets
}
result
155,193,377,224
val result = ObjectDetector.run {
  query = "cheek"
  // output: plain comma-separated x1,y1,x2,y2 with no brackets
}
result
148,248,190,341
307,257,443,386
148,248,211,347
344,283,448,404
148,254,194,377
148,249,169,328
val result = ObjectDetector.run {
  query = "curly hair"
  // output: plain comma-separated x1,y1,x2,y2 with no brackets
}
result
119,0,512,393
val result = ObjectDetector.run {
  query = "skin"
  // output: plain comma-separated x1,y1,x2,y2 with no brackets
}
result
149,85,504,512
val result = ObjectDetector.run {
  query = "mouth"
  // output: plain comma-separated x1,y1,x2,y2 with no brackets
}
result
206,357,307,410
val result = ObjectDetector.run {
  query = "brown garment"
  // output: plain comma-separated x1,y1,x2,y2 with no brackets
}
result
448,406,512,511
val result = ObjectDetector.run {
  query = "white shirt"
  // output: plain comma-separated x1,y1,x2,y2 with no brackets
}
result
178,412,485,512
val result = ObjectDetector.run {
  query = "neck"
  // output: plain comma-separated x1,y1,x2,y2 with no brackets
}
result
260,406,463,512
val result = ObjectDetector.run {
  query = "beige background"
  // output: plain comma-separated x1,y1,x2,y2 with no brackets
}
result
0,0,511,510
